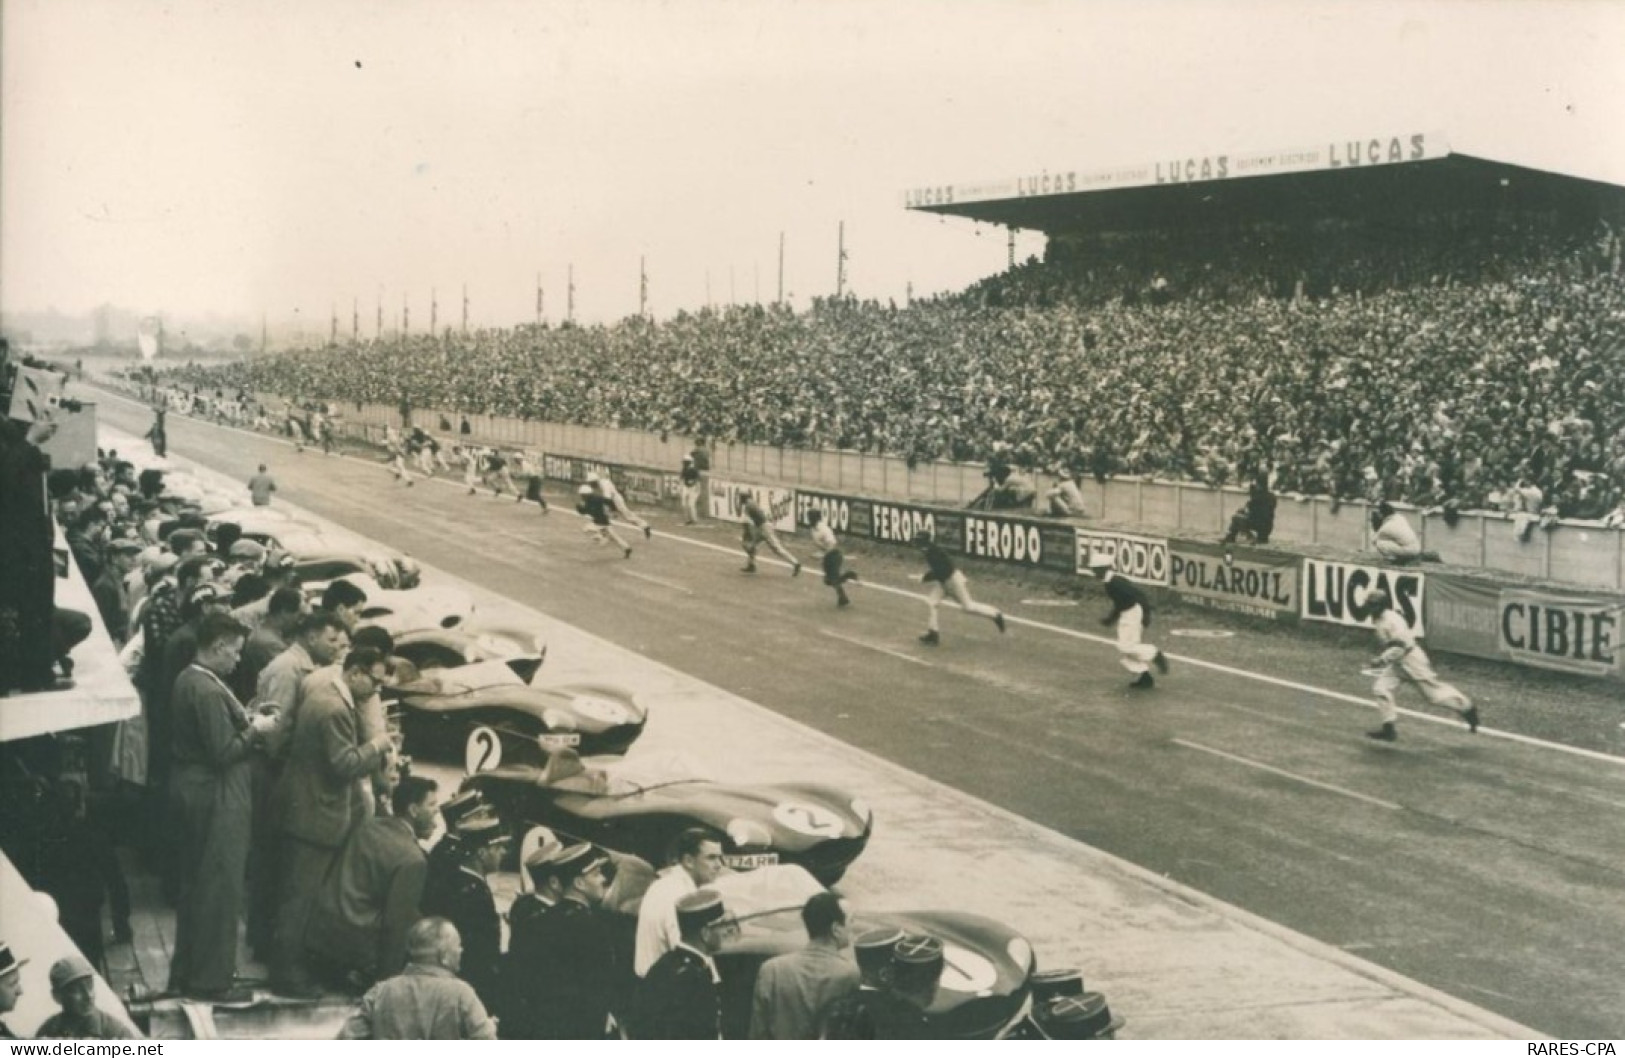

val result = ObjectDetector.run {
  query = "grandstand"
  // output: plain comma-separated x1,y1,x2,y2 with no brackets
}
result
152,131,1625,525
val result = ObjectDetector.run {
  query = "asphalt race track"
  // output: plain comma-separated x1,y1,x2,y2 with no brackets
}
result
93,392,1625,1038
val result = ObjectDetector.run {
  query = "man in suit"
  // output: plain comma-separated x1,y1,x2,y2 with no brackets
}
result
167,613,278,1002
306,775,439,986
749,892,858,1039
270,647,395,995
419,813,507,1013
634,889,730,1039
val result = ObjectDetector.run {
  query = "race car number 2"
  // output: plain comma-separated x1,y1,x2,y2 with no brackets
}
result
571,694,633,724
772,801,844,838
465,725,502,774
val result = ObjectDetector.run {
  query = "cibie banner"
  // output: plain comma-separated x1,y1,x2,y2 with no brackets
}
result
1301,559,1425,635
1074,530,1170,586
1498,589,1622,678
708,479,796,531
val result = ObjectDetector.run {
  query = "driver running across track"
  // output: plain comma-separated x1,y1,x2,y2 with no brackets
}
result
740,491,800,576
910,530,1004,645
577,485,633,559
807,509,859,608
1362,589,1479,742
590,473,651,540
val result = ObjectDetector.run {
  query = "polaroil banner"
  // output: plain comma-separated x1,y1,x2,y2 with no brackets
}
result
1168,542,1297,619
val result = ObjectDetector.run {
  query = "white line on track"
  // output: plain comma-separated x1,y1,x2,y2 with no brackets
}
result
819,628,934,667
97,387,1625,770
619,569,695,595
1172,738,1404,811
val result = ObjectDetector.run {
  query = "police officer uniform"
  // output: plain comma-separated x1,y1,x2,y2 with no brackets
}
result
520,844,621,1040
634,890,725,1039
420,810,506,1010
423,790,484,910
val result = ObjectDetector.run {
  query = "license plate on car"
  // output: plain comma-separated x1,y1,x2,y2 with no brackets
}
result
723,852,779,869
538,733,581,749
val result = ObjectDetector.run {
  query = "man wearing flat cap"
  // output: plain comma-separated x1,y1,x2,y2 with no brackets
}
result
420,812,507,1012
34,956,137,1040
90,538,143,645
511,843,622,1039
634,889,728,1039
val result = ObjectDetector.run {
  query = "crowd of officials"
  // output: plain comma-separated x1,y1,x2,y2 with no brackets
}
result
155,221,1625,522
0,435,988,1039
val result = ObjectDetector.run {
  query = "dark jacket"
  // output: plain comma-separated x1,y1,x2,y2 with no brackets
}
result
635,945,718,1039
1101,575,1151,625
422,863,501,1010
509,898,620,1039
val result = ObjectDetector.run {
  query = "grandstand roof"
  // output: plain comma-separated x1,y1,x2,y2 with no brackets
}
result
904,131,1625,234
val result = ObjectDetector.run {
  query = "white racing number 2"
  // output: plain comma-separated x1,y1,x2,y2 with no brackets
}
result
465,725,502,774
771,801,844,838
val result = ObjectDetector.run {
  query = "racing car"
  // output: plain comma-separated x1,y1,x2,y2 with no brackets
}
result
385,662,646,767
589,862,1053,1039
459,750,872,885
391,623,546,684
311,574,477,637
205,507,422,589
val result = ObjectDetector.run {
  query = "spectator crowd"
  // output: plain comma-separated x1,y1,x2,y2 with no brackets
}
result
2,446,995,1040
155,217,1625,522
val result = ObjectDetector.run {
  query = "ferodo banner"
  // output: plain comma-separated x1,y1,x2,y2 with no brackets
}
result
960,513,1076,573
708,479,796,530
860,500,963,552
1498,589,1622,678
1074,530,1169,586
1168,542,1297,619
794,490,858,533
1301,559,1424,635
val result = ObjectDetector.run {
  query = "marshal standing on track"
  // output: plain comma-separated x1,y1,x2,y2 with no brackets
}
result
807,509,859,608
910,530,1004,645
1361,590,1479,742
1087,555,1167,689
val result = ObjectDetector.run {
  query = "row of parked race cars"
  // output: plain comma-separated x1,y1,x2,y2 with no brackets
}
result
170,460,1119,1039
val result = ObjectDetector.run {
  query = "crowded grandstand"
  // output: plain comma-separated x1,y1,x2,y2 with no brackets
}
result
156,137,1625,525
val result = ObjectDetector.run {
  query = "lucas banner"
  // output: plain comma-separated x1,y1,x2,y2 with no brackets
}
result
1300,558,1425,635
1497,588,1622,678
708,479,796,531
1168,542,1297,619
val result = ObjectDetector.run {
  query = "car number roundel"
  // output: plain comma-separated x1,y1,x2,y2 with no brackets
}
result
570,694,633,724
939,944,999,994
771,801,844,838
465,725,503,775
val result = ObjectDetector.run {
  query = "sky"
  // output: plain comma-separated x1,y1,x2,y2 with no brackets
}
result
3,0,1624,337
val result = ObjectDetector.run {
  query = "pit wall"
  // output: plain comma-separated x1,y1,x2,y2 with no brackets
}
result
527,450,1625,683
325,400,1625,592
